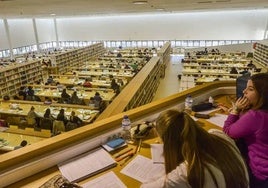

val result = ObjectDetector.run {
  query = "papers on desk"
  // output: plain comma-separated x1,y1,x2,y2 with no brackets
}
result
0,127,8,132
151,144,164,164
82,171,127,188
207,113,228,128
58,147,117,183
83,115,91,120
120,155,165,183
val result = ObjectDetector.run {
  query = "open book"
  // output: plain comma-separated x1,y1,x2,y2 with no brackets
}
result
58,147,117,182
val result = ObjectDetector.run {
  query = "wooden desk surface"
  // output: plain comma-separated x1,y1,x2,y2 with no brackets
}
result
8,95,230,187
65,70,135,78
54,77,112,88
0,100,99,124
0,131,45,151
34,88,115,102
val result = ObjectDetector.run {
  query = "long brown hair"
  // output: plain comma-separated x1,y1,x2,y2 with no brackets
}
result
250,73,268,110
156,109,248,188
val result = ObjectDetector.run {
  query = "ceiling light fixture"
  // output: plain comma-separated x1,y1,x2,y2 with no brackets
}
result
132,1,148,5
197,1,213,3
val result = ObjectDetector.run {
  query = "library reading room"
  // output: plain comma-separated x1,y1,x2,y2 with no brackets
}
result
1,1,268,188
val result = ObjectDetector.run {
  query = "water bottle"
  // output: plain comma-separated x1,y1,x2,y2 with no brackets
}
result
185,95,193,112
121,115,132,142
209,96,214,104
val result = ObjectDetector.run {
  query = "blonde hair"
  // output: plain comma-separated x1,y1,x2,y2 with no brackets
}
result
156,109,248,188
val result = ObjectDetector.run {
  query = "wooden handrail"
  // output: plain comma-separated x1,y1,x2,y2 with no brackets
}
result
0,81,235,187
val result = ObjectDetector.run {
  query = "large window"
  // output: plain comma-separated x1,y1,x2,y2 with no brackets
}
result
0,40,257,59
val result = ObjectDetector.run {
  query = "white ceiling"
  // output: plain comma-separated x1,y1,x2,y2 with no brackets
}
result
0,0,267,18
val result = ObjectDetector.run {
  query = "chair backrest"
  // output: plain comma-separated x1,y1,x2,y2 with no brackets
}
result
40,118,53,131
65,122,78,131
26,117,36,127
52,120,65,135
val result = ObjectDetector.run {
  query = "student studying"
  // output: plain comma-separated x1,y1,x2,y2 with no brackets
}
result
223,73,268,188
141,109,249,188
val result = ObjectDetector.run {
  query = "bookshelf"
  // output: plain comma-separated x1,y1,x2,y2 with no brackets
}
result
254,41,268,68
0,60,43,98
48,43,106,74
97,56,163,120
157,42,171,78
181,55,254,86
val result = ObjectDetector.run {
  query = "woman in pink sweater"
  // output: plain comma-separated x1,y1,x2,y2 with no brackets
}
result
224,73,268,188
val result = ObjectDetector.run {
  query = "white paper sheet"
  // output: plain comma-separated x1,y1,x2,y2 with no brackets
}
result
82,171,126,188
120,155,165,183
150,144,164,164
58,147,117,182
207,113,228,128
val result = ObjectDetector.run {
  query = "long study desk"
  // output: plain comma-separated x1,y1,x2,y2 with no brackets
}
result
3,82,235,187
51,75,129,88
32,86,116,103
65,70,134,78
0,131,46,153
0,100,99,124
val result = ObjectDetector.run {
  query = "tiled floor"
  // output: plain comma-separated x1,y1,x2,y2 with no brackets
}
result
153,54,184,101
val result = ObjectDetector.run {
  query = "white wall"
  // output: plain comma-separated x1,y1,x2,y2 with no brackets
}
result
56,10,268,41
0,9,268,50
185,43,255,54
0,20,9,50
7,19,36,48
36,19,56,43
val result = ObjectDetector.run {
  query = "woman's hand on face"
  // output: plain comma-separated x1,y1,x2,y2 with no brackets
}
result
235,96,250,110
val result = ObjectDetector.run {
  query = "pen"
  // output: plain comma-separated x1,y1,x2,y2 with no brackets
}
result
115,151,134,162
114,148,133,158
120,153,134,166
137,139,142,152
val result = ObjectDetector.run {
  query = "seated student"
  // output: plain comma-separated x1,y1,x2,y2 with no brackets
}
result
223,73,268,188
27,106,41,127
93,92,103,108
25,86,35,101
141,109,248,188
70,91,81,105
47,59,52,67
66,111,83,131
61,89,71,103
46,76,54,84
110,79,117,90
110,79,120,95
43,108,55,121
88,97,95,108
18,86,27,100
117,79,124,87
247,60,257,70
73,71,79,82
83,78,92,88
56,109,68,126
116,52,122,58
14,140,28,150
124,64,131,69
130,62,138,72
56,82,64,92
3,95,10,101
230,67,238,74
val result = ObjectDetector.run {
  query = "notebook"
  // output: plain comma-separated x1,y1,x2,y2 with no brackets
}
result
58,147,117,182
